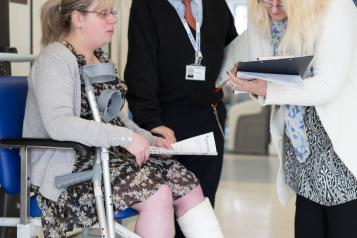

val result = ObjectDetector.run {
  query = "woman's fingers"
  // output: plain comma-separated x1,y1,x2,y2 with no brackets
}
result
227,73,248,91
136,148,150,166
150,126,177,143
143,147,150,164
226,69,267,96
165,130,176,143
231,62,239,74
135,152,143,167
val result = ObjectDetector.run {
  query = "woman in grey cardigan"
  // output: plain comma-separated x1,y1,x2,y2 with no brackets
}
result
23,0,224,237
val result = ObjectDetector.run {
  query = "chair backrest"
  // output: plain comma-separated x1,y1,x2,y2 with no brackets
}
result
0,76,28,195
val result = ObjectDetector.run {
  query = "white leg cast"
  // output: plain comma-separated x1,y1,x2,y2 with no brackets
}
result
177,198,224,238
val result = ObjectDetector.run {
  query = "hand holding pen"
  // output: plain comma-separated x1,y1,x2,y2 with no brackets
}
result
225,63,267,97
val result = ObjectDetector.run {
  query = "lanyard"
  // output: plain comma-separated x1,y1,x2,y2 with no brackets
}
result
179,15,203,65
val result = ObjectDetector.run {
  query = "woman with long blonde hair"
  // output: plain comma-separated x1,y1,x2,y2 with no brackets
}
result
220,0,357,237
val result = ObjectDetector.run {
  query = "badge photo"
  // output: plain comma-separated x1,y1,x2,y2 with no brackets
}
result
185,65,206,81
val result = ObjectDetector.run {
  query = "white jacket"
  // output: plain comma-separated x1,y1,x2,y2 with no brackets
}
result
219,0,357,205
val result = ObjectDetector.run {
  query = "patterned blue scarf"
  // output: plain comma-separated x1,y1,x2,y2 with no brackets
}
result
271,20,310,162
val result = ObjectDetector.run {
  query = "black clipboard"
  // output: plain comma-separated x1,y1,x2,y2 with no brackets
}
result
237,55,313,77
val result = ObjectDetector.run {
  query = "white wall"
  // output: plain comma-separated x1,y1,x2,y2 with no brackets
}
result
226,0,248,35
32,0,46,55
9,1,31,76
9,0,124,76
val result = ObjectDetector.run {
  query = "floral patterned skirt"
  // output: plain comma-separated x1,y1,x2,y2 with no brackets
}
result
33,155,199,237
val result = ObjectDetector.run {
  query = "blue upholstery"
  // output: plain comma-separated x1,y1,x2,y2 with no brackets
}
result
114,208,138,219
0,76,27,195
0,76,137,220
30,196,42,217
29,194,139,219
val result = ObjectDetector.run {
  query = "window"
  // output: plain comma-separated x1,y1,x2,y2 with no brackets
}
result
226,0,248,35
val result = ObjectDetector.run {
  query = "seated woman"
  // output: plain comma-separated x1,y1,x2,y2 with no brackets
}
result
220,0,357,237
23,0,224,237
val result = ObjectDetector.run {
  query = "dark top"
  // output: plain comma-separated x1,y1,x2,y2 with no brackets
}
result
124,0,237,130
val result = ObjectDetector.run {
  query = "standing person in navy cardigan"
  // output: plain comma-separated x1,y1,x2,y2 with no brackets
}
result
125,0,237,237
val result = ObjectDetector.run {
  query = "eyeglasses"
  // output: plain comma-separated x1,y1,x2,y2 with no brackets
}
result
79,9,117,18
258,0,284,9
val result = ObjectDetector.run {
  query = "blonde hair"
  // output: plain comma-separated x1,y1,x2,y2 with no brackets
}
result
41,0,115,46
248,0,271,37
248,0,332,56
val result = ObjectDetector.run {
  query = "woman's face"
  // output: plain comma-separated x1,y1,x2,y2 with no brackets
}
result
80,1,117,48
261,0,287,21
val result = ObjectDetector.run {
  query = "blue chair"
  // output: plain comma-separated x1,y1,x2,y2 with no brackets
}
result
0,76,138,237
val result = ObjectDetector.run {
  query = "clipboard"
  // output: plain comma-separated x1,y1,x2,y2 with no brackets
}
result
237,55,313,77
233,55,313,88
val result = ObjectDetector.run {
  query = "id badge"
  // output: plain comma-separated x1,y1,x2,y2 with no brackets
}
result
185,65,206,81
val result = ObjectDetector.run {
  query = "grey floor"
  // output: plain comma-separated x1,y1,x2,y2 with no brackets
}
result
215,153,295,238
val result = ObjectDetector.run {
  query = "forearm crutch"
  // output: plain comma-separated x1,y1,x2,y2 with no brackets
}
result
56,63,140,238
81,63,140,238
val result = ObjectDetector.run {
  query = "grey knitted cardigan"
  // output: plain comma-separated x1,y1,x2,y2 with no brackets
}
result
22,43,157,201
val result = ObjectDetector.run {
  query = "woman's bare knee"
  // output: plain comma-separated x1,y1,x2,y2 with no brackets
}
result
133,185,173,211
174,185,205,217
153,185,173,206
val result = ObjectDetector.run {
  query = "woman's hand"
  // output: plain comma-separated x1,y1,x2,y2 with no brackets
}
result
154,137,173,158
126,133,150,166
150,126,177,143
227,64,267,97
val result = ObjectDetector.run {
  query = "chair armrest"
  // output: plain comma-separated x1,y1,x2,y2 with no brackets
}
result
0,138,92,157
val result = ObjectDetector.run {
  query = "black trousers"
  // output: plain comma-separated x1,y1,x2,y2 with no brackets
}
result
295,195,357,238
162,101,226,238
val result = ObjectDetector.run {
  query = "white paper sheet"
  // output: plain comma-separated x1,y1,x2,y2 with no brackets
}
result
237,71,304,88
149,132,218,156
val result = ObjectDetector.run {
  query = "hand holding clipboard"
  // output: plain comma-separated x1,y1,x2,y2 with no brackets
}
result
216,55,313,90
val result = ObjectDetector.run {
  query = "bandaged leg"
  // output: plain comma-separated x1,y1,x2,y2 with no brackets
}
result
177,198,224,238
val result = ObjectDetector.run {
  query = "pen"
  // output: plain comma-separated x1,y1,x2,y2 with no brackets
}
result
214,71,231,91
222,71,231,87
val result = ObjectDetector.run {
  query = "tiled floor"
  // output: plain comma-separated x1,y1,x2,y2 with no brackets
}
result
215,153,295,238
